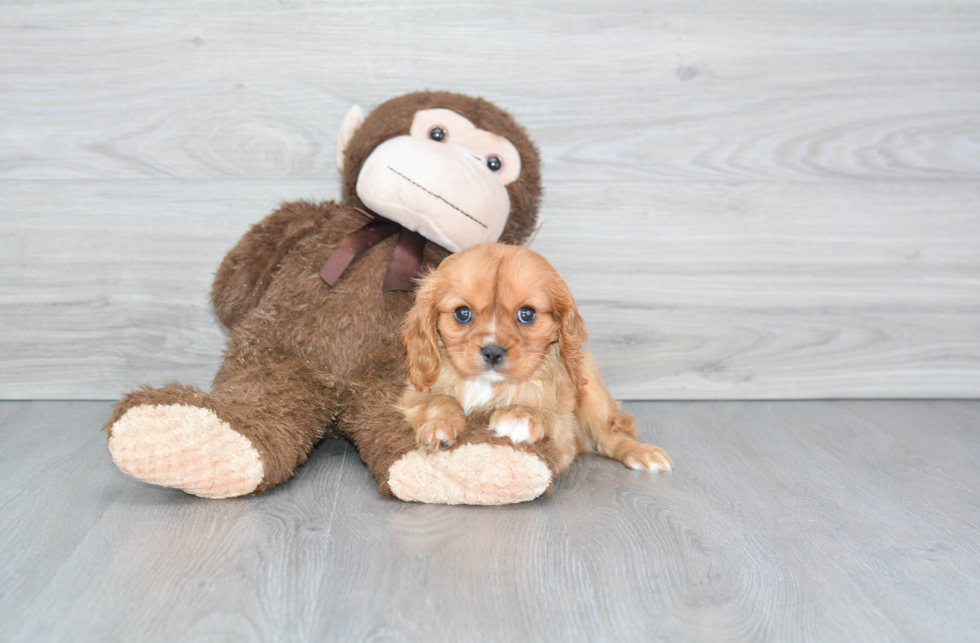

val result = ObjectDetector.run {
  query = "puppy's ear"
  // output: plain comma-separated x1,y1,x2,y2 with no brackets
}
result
552,277,589,390
401,273,443,391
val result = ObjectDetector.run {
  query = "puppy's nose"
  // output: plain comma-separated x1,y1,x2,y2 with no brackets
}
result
481,344,506,366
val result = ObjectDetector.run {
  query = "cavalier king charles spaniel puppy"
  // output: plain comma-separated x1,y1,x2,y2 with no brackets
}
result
399,243,671,474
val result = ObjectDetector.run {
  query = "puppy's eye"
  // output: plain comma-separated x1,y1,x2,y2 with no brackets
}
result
454,307,472,323
429,126,447,142
517,307,536,325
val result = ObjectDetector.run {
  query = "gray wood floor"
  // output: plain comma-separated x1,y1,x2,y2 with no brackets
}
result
2,400,978,642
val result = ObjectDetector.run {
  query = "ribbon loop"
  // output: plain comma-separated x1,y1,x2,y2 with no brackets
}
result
319,216,427,292
318,219,400,286
383,229,426,292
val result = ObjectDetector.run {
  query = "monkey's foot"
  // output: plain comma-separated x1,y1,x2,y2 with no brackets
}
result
388,443,552,505
108,404,264,499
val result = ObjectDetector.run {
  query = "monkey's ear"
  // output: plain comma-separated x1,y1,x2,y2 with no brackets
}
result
336,105,365,172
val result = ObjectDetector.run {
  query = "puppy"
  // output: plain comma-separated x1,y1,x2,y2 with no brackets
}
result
399,243,671,474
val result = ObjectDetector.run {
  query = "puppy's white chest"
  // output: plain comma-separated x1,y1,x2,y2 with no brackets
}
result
459,374,507,416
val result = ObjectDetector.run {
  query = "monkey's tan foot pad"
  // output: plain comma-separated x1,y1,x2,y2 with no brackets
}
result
388,443,552,505
108,404,264,499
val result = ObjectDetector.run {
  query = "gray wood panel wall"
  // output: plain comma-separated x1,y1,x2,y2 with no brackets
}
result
2,1,978,400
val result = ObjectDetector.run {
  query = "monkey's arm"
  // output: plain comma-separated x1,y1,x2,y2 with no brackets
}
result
211,200,328,328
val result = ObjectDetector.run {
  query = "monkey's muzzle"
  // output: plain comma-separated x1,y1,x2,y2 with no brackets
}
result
355,136,511,253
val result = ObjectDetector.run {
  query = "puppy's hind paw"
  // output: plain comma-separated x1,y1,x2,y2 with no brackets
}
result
621,443,672,473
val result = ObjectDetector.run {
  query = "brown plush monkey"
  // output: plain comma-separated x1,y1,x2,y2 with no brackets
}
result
105,91,565,504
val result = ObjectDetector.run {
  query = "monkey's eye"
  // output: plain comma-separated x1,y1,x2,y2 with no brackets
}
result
429,126,447,142
454,307,472,323
486,156,502,172
517,307,536,325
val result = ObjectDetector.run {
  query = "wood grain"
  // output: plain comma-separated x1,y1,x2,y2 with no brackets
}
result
3,178,977,399
1,1,979,399
3,400,980,641
0,180,320,397
2,2,978,183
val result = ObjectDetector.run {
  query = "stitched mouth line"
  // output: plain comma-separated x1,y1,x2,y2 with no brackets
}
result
386,166,488,229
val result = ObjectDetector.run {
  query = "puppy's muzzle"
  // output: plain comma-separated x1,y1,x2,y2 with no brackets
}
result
481,345,506,367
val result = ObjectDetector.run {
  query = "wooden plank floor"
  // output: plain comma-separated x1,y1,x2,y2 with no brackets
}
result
3,1,979,400
2,400,978,641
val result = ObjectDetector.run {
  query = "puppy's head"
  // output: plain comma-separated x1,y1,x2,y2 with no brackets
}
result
401,244,587,391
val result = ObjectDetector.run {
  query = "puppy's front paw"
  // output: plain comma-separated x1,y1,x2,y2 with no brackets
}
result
620,442,672,473
416,417,464,451
490,408,546,444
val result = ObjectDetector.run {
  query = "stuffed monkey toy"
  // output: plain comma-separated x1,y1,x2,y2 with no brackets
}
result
105,91,568,504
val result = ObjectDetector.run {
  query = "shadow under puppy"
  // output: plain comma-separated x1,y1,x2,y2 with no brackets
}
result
400,243,671,476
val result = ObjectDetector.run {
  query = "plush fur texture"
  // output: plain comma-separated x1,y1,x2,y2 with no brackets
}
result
399,244,673,474
105,92,561,501
109,403,264,498
388,442,553,505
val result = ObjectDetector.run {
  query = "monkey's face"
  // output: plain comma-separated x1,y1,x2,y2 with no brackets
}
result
352,108,523,253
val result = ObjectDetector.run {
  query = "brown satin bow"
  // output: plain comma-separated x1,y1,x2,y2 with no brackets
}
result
318,212,426,292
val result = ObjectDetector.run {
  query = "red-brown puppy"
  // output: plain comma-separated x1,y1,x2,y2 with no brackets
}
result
400,243,671,474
